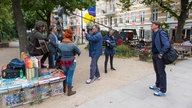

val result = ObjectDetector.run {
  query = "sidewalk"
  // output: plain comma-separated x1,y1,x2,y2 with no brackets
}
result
78,59,192,108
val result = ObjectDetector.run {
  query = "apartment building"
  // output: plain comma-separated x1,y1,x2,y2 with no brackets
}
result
96,0,192,41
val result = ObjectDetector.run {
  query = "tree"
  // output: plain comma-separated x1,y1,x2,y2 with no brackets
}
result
120,0,192,42
21,0,95,32
0,1,16,42
12,0,27,52
3,0,95,52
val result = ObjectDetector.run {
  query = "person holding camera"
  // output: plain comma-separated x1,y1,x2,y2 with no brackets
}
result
103,29,117,73
84,24,103,84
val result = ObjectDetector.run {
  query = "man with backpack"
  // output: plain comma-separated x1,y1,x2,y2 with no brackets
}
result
149,21,171,96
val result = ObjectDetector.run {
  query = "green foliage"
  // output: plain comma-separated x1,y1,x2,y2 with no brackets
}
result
115,45,138,58
0,1,18,42
100,30,108,37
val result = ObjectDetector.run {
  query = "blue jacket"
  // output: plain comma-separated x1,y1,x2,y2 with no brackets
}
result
48,33,58,53
153,29,170,55
58,42,81,60
85,31,103,58
103,35,116,55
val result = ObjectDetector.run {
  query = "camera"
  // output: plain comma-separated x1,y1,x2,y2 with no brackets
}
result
82,28,92,33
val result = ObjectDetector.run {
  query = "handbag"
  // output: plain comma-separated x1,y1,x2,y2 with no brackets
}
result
163,47,179,64
159,31,179,64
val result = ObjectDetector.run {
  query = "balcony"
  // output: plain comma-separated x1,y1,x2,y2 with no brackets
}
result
102,9,116,16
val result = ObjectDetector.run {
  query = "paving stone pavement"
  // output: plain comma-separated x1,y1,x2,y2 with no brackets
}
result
78,59,192,108
1,41,192,108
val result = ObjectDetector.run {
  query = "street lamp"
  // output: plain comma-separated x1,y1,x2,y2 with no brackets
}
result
81,9,85,44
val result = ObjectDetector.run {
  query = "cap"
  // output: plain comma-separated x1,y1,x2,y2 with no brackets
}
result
151,21,161,26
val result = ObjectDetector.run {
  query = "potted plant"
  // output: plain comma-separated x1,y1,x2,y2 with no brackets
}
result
139,48,150,61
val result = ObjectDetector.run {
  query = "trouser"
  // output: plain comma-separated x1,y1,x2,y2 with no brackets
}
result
48,52,57,68
40,52,48,65
90,56,100,80
62,62,76,87
104,54,114,71
152,54,167,93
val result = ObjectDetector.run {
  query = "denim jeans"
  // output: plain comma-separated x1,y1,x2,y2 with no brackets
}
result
152,54,167,93
48,52,57,68
90,56,100,80
104,54,114,71
62,62,76,87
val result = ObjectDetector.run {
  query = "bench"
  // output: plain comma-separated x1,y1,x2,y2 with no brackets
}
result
173,45,192,59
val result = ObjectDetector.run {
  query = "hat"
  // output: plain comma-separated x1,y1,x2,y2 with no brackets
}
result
151,21,161,26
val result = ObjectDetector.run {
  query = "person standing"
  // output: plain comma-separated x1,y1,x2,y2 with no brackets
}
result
27,21,48,68
47,25,58,69
58,29,81,96
84,24,103,84
150,21,171,96
103,29,116,73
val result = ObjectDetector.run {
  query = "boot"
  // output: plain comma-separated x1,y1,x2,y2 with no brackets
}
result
110,59,116,70
68,86,76,96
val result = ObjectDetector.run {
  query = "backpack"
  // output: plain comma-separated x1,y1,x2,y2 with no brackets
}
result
7,58,25,70
3,58,26,79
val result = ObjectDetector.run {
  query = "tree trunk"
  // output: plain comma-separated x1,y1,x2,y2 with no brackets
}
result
0,31,2,42
46,12,51,36
175,0,189,43
12,0,27,52
175,19,185,43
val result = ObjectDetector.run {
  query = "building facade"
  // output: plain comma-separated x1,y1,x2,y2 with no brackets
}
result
96,0,192,41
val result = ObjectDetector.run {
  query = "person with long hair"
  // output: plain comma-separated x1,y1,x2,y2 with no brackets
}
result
58,28,81,96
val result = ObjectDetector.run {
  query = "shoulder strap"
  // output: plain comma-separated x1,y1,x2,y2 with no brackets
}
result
158,30,163,47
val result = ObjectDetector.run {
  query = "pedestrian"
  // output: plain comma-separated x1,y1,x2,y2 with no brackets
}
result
84,24,103,84
27,21,49,68
47,25,58,69
103,29,116,73
58,28,81,96
150,21,171,96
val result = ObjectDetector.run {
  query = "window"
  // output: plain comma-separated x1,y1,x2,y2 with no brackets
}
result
101,18,103,25
114,17,118,27
132,0,137,5
152,9,158,21
125,13,129,23
166,12,174,21
119,15,123,23
132,12,136,22
140,11,145,22
104,18,107,25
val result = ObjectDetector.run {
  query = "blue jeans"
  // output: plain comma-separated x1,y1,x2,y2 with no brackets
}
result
62,62,76,87
152,54,167,93
90,56,100,80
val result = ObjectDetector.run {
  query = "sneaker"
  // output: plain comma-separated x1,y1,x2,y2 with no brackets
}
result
154,91,166,97
95,77,101,81
149,85,160,91
86,79,95,84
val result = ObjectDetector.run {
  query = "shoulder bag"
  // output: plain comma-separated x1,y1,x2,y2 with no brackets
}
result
159,31,179,64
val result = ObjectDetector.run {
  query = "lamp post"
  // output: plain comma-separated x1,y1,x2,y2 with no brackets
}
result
81,10,83,44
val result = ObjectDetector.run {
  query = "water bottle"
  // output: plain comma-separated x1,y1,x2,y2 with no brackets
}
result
20,69,24,78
